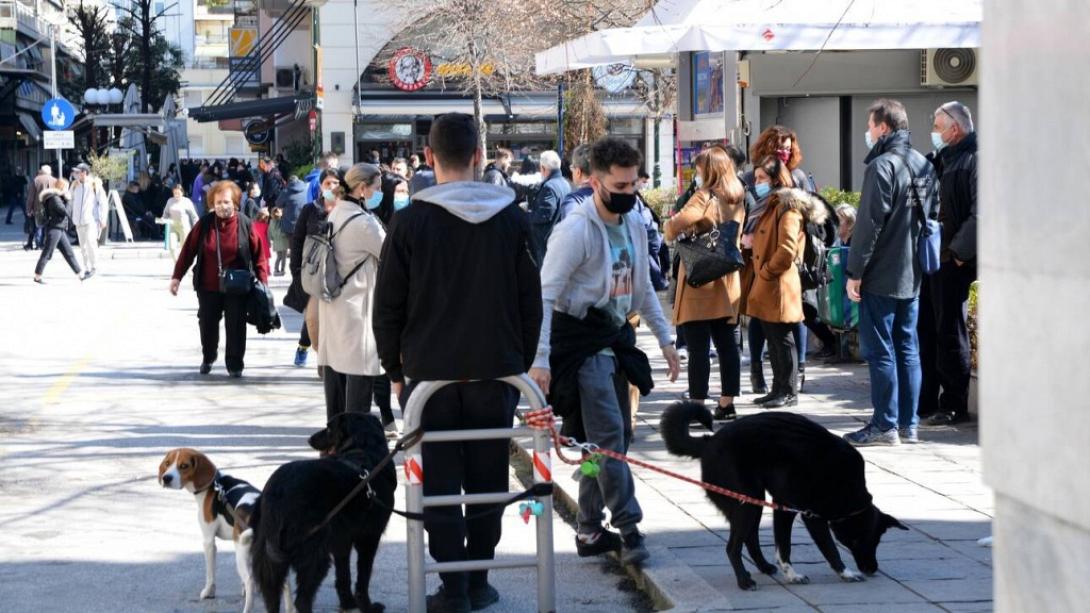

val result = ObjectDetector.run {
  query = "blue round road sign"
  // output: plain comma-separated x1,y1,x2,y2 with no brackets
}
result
42,98,76,131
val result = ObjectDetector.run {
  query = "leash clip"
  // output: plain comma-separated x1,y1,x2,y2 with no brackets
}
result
358,469,375,499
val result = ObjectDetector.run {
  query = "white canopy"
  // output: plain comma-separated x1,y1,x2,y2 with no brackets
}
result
536,0,981,75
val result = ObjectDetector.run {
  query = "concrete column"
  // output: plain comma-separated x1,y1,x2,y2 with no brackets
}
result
982,1,1090,611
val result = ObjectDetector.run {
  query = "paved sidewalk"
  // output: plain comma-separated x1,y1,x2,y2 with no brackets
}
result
521,322,993,612
0,230,647,612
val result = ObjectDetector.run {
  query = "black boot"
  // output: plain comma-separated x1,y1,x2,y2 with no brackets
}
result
798,364,806,393
750,362,768,395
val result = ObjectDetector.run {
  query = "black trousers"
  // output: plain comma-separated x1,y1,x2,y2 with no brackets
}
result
35,228,81,276
762,320,798,396
196,290,248,371
323,367,377,422
918,279,940,416
928,262,975,417
803,302,838,350
372,375,394,425
415,380,518,596
298,321,311,348
681,318,740,399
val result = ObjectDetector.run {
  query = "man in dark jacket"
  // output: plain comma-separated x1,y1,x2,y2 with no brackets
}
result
921,102,978,426
258,157,284,207
481,147,514,188
373,112,542,613
275,174,308,237
527,150,571,267
844,99,939,447
408,162,436,195
558,144,593,222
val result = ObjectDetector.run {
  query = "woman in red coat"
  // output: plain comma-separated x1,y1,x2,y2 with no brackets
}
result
169,181,269,377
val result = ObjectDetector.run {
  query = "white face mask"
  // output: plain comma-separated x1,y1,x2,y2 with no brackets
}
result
694,175,704,188
930,131,948,151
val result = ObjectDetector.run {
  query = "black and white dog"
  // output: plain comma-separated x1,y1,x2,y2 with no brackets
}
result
251,413,395,613
660,402,908,590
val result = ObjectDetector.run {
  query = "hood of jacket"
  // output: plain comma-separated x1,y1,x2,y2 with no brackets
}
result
414,181,515,224
39,187,66,202
864,129,914,165
770,187,829,225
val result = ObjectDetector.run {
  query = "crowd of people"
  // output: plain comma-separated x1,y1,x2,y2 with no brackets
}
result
162,98,977,612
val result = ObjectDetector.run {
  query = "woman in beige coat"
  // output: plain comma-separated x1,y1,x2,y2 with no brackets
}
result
317,163,388,421
663,147,746,420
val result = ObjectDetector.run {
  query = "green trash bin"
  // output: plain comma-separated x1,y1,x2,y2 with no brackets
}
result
819,246,858,330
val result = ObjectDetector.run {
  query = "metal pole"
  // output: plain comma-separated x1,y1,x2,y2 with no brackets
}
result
556,82,564,158
403,380,445,613
353,0,360,161
49,25,61,181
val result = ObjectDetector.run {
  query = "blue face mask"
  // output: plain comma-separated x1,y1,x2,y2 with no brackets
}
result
864,130,876,150
365,191,382,210
393,194,410,210
930,131,947,151
754,183,771,198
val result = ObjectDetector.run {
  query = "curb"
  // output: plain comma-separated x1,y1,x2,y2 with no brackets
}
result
511,441,736,612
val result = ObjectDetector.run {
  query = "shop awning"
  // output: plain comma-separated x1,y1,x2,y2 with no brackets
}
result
357,94,647,118
187,95,314,123
86,114,166,129
535,0,982,74
18,113,41,141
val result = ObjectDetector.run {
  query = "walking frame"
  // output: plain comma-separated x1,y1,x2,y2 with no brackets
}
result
401,374,556,613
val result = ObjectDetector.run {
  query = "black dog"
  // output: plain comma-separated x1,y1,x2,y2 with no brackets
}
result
251,413,395,612
660,402,907,590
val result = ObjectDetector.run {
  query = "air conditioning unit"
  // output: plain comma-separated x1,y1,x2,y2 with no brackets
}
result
275,68,295,89
921,48,978,87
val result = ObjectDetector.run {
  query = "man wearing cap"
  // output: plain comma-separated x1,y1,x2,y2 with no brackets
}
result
70,163,107,276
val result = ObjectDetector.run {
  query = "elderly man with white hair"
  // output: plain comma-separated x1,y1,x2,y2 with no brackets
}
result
527,149,571,266
919,101,978,427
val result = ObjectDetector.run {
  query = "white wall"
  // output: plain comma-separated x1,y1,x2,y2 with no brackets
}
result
318,0,410,163
981,1,1090,610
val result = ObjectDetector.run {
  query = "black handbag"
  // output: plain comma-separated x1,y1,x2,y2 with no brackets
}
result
215,223,255,295
674,219,744,287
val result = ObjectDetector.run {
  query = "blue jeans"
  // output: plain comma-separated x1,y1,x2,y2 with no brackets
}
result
859,291,921,431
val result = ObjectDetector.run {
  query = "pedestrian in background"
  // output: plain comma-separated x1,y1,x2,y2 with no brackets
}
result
33,178,86,284
162,184,199,262
69,163,106,277
285,168,342,368
317,163,389,423
921,101,978,427
4,166,27,225
558,144,594,222
527,150,570,266
306,151,339,202
24,164,53,250
267,206,289,276
663,146,746,420
170,180,269,378
374,113,542,612
844,98,939,447
482,147,514,188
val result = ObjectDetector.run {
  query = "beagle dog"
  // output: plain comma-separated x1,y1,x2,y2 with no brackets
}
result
157,448,292,613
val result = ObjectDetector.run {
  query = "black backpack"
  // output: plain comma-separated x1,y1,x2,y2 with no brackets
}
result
797,195,839,291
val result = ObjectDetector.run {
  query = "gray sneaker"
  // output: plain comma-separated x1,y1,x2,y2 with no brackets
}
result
844,424,900,447
620,530,650,565
899,426,920,444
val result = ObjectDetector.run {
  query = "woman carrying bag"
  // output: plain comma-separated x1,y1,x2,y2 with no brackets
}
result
316,163,389,425
170,181,269,377
663,147,747,420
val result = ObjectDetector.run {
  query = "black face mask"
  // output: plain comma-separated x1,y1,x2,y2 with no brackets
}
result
600,188,638,215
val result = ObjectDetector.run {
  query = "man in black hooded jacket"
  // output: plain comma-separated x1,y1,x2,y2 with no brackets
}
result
373,112,541,613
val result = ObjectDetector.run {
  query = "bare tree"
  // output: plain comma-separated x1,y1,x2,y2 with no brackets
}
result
117,0,182,112
66,0,112,93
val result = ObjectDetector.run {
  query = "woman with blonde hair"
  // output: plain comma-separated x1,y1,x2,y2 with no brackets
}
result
316,163,391,426
663,147,747,420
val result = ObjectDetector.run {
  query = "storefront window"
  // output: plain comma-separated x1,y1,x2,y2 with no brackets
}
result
356,123,413,141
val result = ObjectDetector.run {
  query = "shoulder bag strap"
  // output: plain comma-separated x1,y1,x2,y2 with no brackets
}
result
213,219,223,277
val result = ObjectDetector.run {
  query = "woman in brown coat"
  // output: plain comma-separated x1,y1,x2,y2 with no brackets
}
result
663,147,746,420
746,188,828,408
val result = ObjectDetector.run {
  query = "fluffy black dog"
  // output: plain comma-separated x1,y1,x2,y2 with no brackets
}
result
251,413,395,612
660,402,907,590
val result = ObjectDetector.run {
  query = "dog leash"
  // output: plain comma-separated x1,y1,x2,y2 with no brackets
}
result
522,407,812,518
370,482,554,523
302,428,425,539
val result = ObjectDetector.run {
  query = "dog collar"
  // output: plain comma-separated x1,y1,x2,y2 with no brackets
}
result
192,470,221,495
827,506,870,523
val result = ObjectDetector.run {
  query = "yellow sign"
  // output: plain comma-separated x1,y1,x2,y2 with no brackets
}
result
229,27,258,57
436,62,495,78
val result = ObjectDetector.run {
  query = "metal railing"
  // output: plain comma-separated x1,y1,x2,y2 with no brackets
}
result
402,374,556,613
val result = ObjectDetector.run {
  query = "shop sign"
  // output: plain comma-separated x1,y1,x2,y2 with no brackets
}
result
436,62,495,78
388,47,432,92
